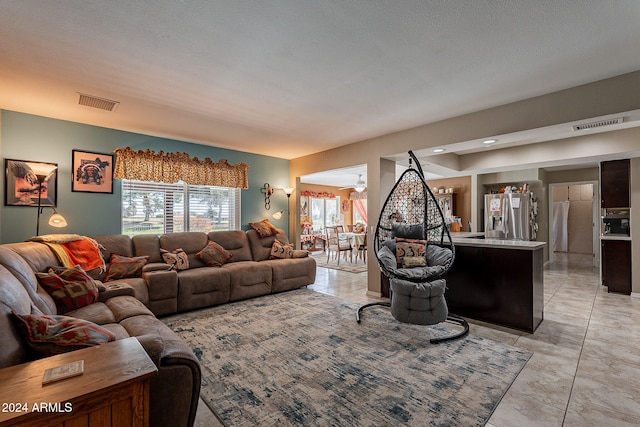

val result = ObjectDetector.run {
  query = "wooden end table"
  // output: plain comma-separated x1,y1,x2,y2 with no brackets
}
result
0,337,157,426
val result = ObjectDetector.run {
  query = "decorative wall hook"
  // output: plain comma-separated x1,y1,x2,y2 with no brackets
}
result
261,183,274,209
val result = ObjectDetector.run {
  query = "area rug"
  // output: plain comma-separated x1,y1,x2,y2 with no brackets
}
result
312,254,368,273
163,289,531,427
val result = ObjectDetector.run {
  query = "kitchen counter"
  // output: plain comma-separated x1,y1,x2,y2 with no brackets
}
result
600,234,631,241
449,232,547,250
446,233,545,332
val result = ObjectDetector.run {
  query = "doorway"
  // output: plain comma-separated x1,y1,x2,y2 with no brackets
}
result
549,182,599,267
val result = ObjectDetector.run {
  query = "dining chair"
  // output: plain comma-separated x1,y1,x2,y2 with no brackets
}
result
356,232,367,263
326,226,352,264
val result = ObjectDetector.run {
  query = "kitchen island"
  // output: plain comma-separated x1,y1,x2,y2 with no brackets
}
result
446,232,545,333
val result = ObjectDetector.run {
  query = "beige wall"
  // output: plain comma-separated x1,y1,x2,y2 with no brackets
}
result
290,72,640,295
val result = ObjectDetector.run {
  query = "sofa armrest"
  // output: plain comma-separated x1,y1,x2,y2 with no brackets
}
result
142,270,179,316
98,281,136,302
143,262,172,272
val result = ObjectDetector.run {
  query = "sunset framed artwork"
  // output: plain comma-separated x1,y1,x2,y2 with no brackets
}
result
71,149,114,193
4,159,58,207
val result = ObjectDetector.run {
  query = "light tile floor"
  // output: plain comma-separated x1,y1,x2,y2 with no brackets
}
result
195,252,640,426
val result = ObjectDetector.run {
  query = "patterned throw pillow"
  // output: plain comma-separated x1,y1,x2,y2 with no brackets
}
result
196,241,233,267
395,237,427,266
104,254,149,281
161,248,189,270
402,256,427,268
270,240,294,259
249,219,278,238
12,311,116,357
36,265,99,314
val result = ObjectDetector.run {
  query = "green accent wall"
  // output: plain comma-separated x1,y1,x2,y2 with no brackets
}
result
0,111,291,243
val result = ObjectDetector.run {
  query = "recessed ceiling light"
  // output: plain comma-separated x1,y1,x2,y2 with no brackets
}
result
433,148,445,153
483,139,497,145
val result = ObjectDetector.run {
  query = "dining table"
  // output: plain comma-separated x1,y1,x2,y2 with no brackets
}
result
338,232,366,261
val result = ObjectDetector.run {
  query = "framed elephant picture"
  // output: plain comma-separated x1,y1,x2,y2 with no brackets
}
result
72,149,114,193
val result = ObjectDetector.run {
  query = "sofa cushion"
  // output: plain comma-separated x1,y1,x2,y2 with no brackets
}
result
36,265,99,314
132,234,163,263
161,248,189,271
0,245,57,315
208,230,252,262
196,241,232,267
104,295,155,322
104,254,149,281
249,219,278,238
66,301,117,325
246,228,290,262
160,232,209,269
12,311,116,357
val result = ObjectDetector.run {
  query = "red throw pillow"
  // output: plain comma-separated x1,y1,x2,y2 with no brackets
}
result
104,254,149,281
12,311,116,357
36,265,99,314
196,241,233,267
249,219,278,238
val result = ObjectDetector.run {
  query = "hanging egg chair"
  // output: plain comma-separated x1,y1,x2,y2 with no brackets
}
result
356,150,469,344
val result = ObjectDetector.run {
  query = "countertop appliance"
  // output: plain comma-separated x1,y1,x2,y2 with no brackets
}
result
485,193,535,240
602,209,630,236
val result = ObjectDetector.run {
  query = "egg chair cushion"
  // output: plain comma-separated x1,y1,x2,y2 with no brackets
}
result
390,278,448,325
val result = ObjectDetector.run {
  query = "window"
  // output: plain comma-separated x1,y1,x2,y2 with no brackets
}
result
309,196,340,232
121,180,240,235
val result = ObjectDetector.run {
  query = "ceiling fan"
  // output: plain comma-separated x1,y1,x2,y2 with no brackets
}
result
339,174,366,192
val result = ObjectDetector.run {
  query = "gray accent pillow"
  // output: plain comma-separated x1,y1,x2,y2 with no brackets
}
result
391,223,424,239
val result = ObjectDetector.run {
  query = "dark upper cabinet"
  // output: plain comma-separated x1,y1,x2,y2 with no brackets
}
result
600,159,630,208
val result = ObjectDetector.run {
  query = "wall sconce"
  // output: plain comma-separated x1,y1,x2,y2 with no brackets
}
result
261,183,274,210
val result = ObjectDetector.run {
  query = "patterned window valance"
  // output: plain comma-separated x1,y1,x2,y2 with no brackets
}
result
113,147,249,189
300,190,336,199
349,190,367,201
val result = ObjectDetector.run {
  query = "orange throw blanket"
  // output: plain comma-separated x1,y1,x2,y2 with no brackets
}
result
58,237,105,271
34,235,105,272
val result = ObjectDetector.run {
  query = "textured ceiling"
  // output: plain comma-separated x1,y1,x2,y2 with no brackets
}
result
2,1,640,160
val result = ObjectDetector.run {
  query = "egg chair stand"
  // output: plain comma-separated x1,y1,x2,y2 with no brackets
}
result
356,150,469,344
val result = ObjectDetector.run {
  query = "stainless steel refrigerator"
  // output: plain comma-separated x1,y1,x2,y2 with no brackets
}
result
485,193,533,240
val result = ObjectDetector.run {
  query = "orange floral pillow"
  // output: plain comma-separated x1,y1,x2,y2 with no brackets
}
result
249,219,278,238
395,237,427,266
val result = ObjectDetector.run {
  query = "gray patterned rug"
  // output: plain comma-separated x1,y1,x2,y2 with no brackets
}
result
163,289,531,426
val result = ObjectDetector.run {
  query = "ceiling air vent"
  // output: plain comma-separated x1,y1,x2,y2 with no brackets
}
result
78,93,120,112
572,117,623,131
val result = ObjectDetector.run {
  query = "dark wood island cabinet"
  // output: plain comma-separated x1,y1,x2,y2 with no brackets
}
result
446,235,545,333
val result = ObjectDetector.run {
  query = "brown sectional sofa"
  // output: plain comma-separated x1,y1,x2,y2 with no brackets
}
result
0,228,316,427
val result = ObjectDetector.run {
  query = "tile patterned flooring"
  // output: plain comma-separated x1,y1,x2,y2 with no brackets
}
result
195,253,640,426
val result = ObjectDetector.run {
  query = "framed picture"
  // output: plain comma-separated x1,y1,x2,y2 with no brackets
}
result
72,149,114,193
5,159,58,207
